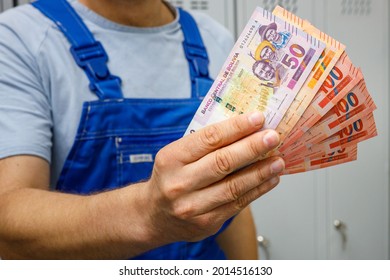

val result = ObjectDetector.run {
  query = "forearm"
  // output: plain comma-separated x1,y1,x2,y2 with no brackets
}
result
0,113,284,260
0,185,158,259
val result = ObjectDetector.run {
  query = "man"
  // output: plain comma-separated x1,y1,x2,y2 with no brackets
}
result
258,22,291,50
252,59,287,89
254,40,281,62
0,0,285,259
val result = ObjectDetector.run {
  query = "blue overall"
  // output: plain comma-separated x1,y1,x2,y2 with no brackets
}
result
32,0,232,259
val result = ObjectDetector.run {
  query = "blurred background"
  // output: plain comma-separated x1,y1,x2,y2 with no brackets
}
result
1,0,388,260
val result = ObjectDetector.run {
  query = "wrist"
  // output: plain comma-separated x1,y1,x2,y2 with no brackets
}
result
118,181,169,255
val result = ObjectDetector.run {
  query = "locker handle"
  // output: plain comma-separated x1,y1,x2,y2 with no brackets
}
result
333,219,348,249
257,235,270,260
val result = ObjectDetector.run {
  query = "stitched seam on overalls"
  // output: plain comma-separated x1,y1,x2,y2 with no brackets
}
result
116,138,123,186
57,137,83,189
59,105,91,188
77,127,186,140
87,100,201,107
35,1,218,259
63,3,95,45
78,104,92,138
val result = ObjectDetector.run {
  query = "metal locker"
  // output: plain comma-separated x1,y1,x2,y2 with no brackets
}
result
0,0,14,12
235,0,325,260
235,0,389,259
0,0,388,260
319,0,389,260
236,0,318,37
166,0,236,36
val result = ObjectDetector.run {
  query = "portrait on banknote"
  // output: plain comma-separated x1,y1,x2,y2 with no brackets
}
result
258,22,292,50
186,7,324,133
185,5,377,175
252,59,287,89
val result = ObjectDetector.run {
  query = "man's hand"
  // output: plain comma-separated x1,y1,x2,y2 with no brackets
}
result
0,112,284,259
143,112,285,244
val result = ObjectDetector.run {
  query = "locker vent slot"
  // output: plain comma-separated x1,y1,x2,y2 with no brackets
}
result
167,0,184,8
167,0,209,11
341,0,371,16
190,0,209,11
262,0,298,14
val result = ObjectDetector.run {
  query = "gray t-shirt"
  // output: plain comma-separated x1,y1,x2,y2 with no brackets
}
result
0,1,234,187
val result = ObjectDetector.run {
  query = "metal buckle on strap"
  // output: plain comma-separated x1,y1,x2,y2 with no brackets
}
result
70,41,109,80
182,42,209,77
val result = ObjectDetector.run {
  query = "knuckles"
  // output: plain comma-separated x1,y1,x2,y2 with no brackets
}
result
225,177,241,202
171,200,196,221
200,125,223,149
153,149,171,171
255,165,268,183
158,177,188,201
234,195,249,211
213,149,234,176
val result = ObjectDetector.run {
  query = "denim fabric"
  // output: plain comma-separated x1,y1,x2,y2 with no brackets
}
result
33,0,232,260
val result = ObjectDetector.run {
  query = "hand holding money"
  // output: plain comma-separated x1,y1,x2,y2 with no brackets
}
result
185,5,377,175
147,112,285,243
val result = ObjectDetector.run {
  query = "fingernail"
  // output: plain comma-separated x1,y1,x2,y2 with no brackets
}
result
263,130,280,149
248,112,264,127
270,158,285,174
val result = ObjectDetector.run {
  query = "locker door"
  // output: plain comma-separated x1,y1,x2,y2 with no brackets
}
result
235,0,326,260
237,0,389,259
321,0,389,260
166,0,236,36
236,0,319,36
0,0,14,12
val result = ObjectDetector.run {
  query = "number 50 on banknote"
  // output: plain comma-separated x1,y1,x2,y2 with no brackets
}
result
185,7,325,134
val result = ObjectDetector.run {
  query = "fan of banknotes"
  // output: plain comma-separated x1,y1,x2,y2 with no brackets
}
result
185,5,378,175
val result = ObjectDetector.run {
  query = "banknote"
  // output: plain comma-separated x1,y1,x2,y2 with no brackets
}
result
272,6,346,142
183,6,377,175
185,6,325,135
279,53,363,152
283,146,357,175
284,145,324,165
283,112,377,160
281,79,376,154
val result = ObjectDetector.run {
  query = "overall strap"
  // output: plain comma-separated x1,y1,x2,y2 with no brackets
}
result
32,0,123,100
178,9,213,99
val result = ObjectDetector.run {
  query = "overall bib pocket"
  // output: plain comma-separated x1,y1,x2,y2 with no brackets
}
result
32,0,229,259
116,130,184,186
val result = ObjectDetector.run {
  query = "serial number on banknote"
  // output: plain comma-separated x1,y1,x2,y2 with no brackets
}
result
239,24,257,49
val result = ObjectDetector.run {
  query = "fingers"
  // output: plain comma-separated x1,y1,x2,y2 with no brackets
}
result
219,175,280,217
169,112,265,164
174,156,284,217
191,176,281,234
185,128,281,188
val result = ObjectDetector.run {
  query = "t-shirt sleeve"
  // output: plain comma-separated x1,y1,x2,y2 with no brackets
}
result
0,13,52,162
